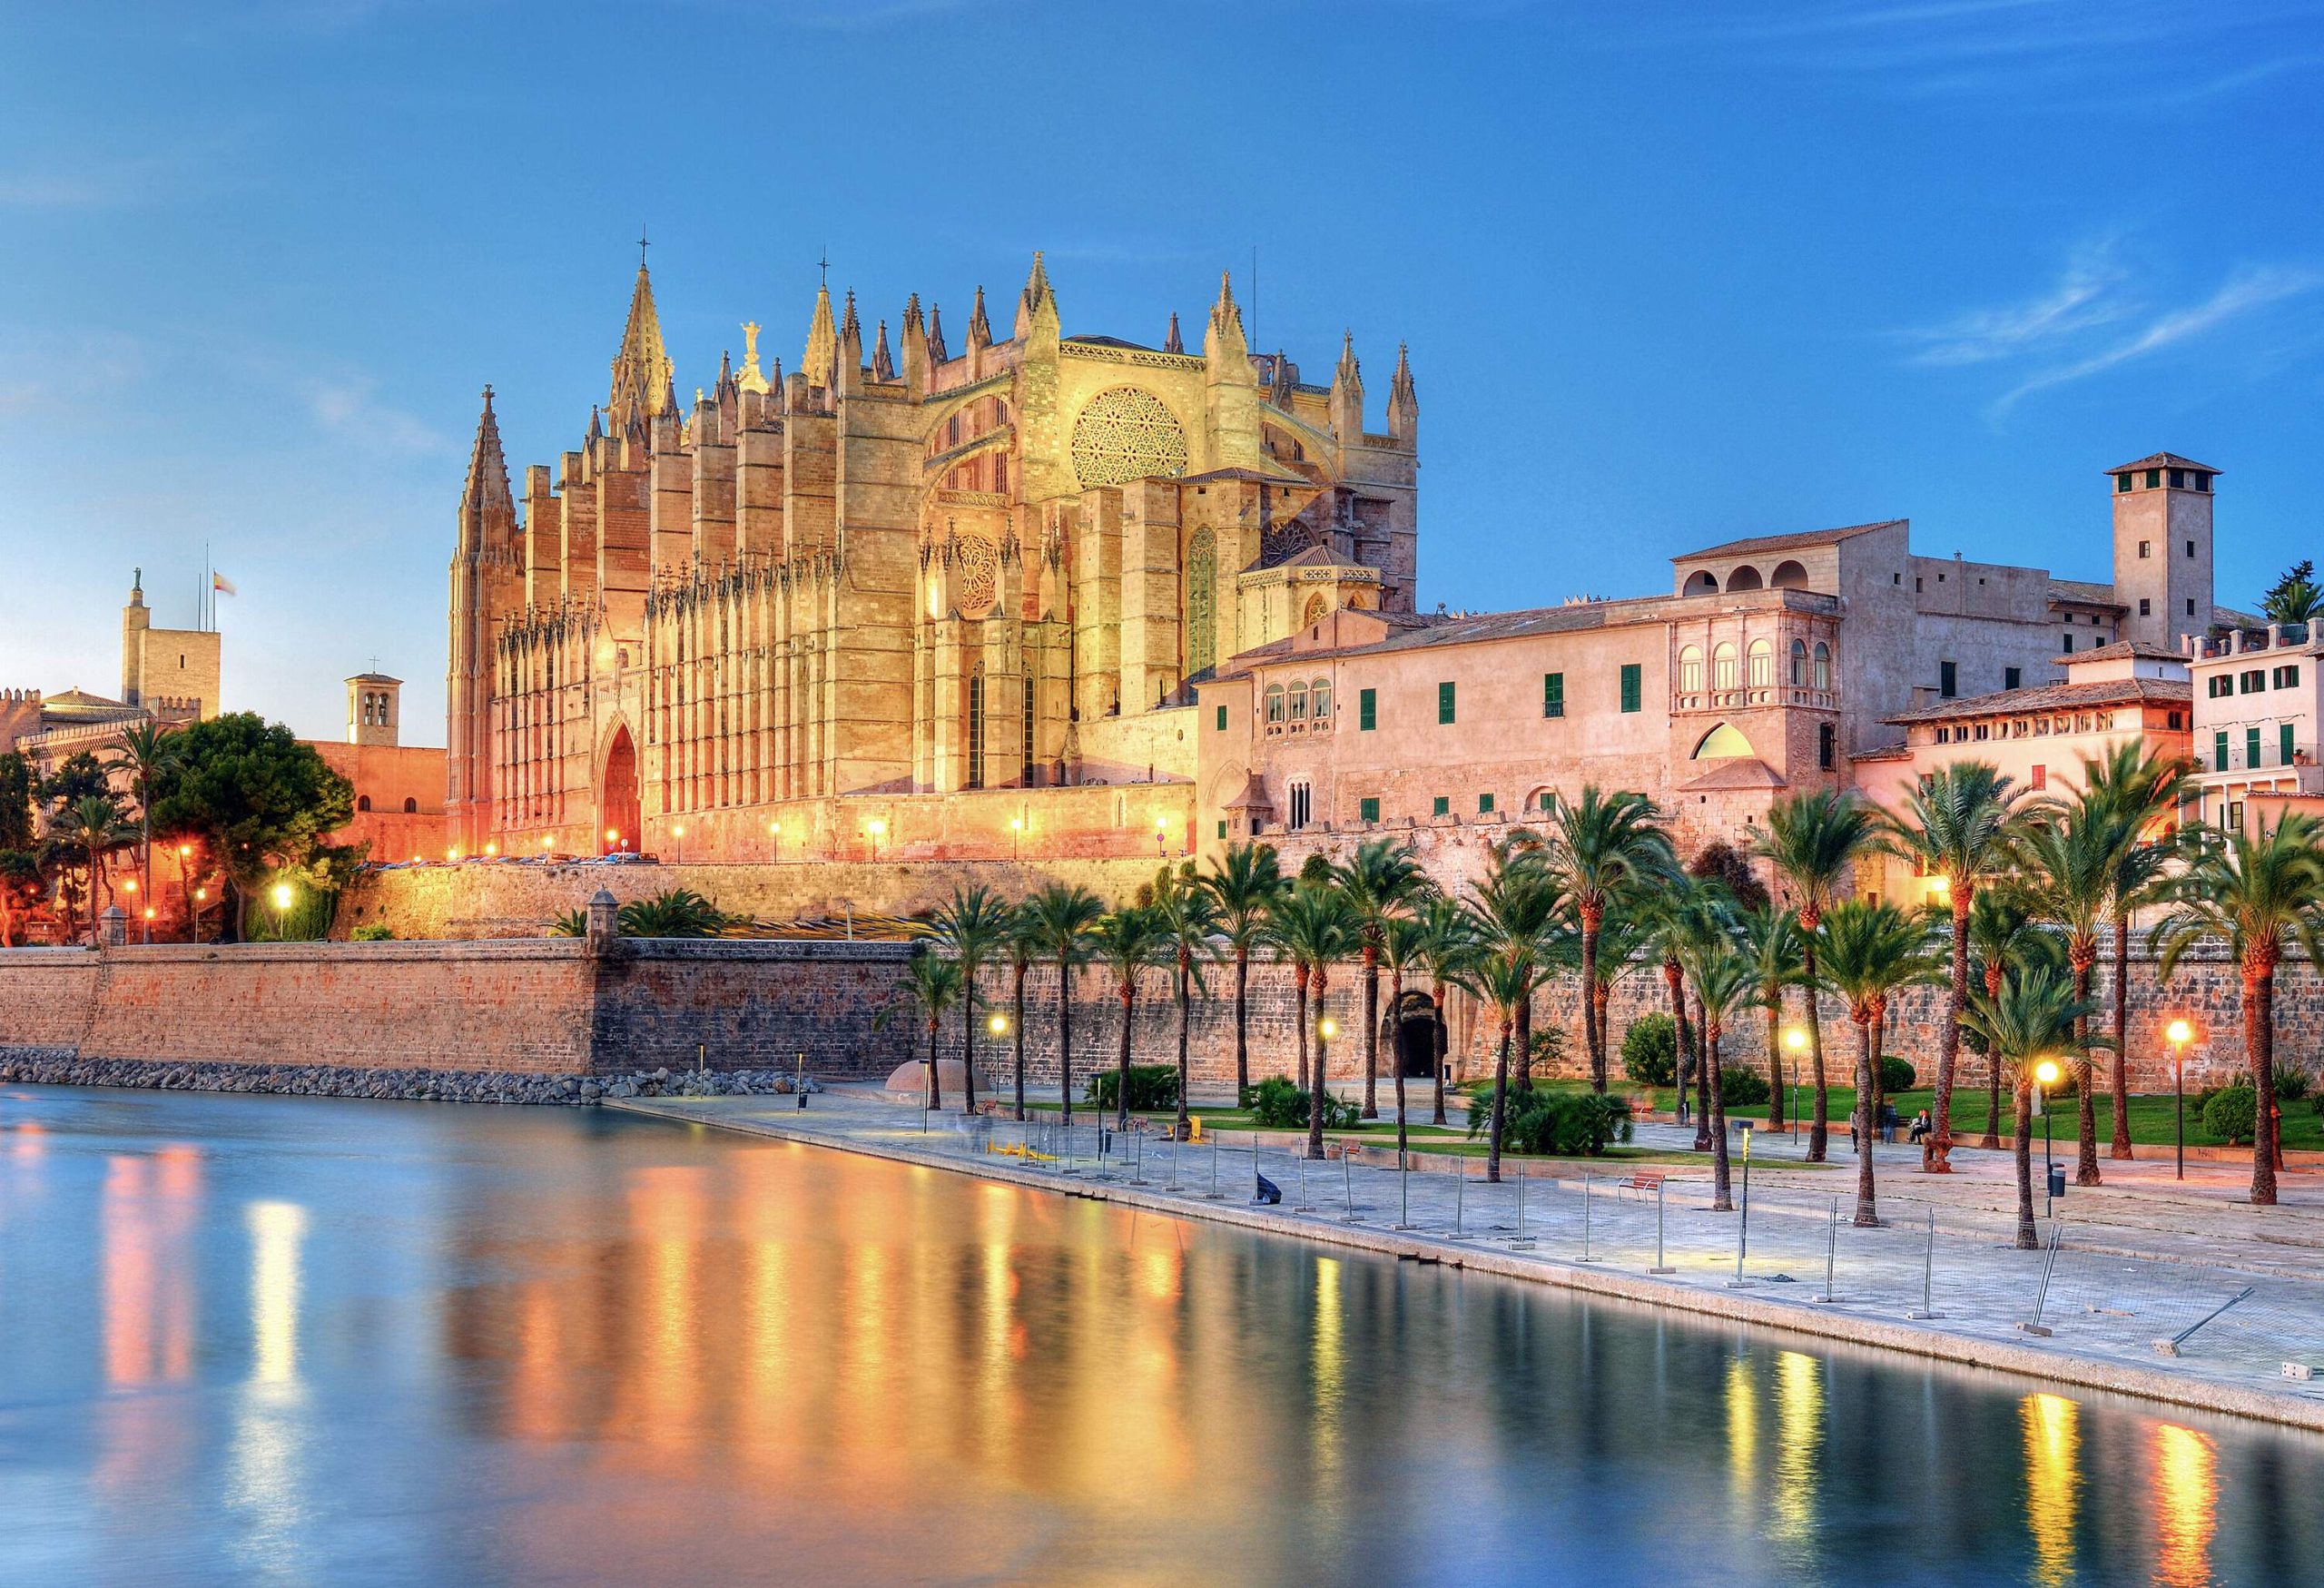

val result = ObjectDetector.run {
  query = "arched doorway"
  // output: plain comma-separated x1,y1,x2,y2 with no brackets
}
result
1392,990,1441,1080
601,725,641,853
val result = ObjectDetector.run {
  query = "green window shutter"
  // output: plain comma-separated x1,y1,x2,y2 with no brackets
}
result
1358,687,1376,731
1216,704,1227,731
1619,664,1641,714
1432,795,1449,817
2283,724,2297,766
1542,672,1564,717
1438,681,1456,725
1216,820,1227,841
2214,731,2228,771
2247,726,2262,768
1359,797,1380,824
1478,792,1495,814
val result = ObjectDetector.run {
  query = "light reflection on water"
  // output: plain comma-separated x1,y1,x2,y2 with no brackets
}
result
2,1088,2319,1588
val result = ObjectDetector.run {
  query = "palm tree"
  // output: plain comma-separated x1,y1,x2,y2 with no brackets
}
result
1147,864,1222,1139
2076,742,2192,1161
1541,786,1673,1091
1019,882,1105,1125
1266,883,1359,1159
1749,788,1877,1163
1636,876,1707,1129
1963,969,2105,1249
2006,806,2117,1187
50,794,133,943
1582,906,1644,1098
1196,841,1288,1100
1330,838,1432,1119
1411,894,1476,1126
1816,899,1945,1227
1965,890,2068,1149
919,882,1015,1116
1685,942,1759,1213
1003,905,1039,1121
1738,903,1807,1130
2152,816,2324,1207
111,720,180,942
881,952,965,1110
1452,944,1538,1184
1381,914,1431,1158
617,887,729,938
1883,761,2024,1172
1088,905,1165,1131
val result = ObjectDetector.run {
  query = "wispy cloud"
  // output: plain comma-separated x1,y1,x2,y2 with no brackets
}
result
300,373,445,454
1994,266,2321,411
1902,243,2131,367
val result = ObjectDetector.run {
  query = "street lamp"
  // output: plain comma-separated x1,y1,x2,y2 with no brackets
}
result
2166,1018,2194,1181
2034,1058,2061,1216
605,828,620,855
1155,813,1169,856
484,841,497,857
1008,814,1023,862
1783,1025,1808,1133
768,820,783,862
988,1011,1009,1039
271,881,293,942
674,824,684,864
1317,1016,1337,1101
866,818,887,862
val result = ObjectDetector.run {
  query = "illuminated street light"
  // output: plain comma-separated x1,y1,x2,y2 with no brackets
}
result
2167,1019,2194,1181
2034,1058,2061,1214
866,818,888,862
271,881,293,942
988,1011,1009,1038
674,824,685,864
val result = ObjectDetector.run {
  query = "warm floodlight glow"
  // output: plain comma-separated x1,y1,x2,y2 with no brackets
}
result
448,848,460,862
606,829,619,843
177,843,191,857
2034,1059,2061,1087
1156,814,1169,830
1318,1017,1338,1041
2166,1019,2193,1046
194,887,207,902
123,878,137,893
988,1012,1009,1037
1008,817,1023,831
143,908,156,921
1784,1026,1808,1052
867,819,888,836
271,883,293,911
1926,874,1950,894
484,842,497,855
674,824,684,837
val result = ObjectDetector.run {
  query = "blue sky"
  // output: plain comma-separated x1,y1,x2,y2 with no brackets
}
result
4,0,2319,741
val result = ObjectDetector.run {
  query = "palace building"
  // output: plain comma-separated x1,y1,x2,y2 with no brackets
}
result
448,254,1418,860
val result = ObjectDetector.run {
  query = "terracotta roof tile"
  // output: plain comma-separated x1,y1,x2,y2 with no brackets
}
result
1883,676,2190,726
1672,520,1903,564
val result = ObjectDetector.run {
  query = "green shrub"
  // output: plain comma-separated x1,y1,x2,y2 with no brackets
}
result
1245,1074,1357,1130
350,922,395,942
1620,1013,1678,1088
1718,1064,1770,1109
1877,1055,1916,1097
1087,1063,1180,1112
2272,1064,2311,1103
2202,1083,2257,1146
1471,1088,1634,1157
617,887,728,938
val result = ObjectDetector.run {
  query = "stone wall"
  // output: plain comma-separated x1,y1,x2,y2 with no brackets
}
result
336,855,1173,941
0,938,917,1082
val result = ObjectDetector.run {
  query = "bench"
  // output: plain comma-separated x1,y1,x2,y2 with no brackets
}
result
1615,1169,1667,1199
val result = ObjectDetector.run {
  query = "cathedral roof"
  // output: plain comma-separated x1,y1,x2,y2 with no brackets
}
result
1673,519,1904,564
608,264,672,420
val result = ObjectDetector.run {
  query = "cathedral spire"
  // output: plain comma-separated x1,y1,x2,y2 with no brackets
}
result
1387,341,1419,445
1163,311,1183,355
608,261,671,424
966,285,991,350
1014,251,1058,341
803,281,838,388
872,319,894,381
1205,271,1246,364
459,385,515,537
1329,330,1364,440
927,301,950,366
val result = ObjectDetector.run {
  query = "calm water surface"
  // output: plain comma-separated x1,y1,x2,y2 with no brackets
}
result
2,1087,2319,1587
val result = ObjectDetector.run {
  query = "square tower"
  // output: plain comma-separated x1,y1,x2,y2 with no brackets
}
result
121,572,222,718
2110,452,2217,649
347,673,402,747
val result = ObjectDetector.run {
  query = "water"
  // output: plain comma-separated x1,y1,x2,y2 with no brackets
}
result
2,1089,2319,1588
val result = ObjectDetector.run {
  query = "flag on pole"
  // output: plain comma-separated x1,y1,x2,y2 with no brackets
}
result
212,572,237,597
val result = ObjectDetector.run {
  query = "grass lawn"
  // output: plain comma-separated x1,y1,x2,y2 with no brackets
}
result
1496,1076,2323,1152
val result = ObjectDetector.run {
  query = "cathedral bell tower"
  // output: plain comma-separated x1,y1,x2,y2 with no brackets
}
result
2109,452,2217,649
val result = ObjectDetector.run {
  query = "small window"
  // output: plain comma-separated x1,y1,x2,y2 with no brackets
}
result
1935,727,1949,745
2209,675,2232,698
1790,639,1808,687
357,794,371,812
1217,820,1228,840
403,797,418,813
2214,731,2229,770
2195,474,2211,492
1712,643,1738,692
1940,660,1957,698
1288,683,1308,722
1817,722,1834,770
1619,664,1641,713
1265,685,1285,724
1358,687,1376,731
2004,666,2022,690
1359,796,1380,824
2063,634,2074,654
2139,598,2152,616
1814,643,1830,691
1538,791,1555,812
2030,764,2046,791
2242,670,2266,695
1312,678,1333,721
2138,541,2152,559
1478,792,1495,814
2275,665,2300,689
2116,472,2133,493
2283,724,2298,766
2186,540,2195,558
1678,646,1704,693
1542,672,1565,718
2186,598,2196,616
1438,681,1455,725
2170,469,2186,488
1216,704,1227,731
1288,783,1312,831
1432,795,1449,817
2146,469,2162,489
1747,638,1772,688
2168,710,2181,729
2248,726,2263,769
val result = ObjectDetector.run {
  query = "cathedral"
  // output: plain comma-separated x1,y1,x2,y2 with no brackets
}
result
448,253,1419,859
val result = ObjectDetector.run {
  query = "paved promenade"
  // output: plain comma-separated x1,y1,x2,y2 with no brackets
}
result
612,1089,2324,1433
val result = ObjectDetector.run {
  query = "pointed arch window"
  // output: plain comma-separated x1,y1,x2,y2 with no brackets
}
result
1693,723,1755,760
967,665,987,789
1186,528,1217,677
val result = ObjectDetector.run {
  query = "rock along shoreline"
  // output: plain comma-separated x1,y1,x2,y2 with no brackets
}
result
0,1051,817,1106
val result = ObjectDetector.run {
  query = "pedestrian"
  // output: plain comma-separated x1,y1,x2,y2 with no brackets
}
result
1907,1108,1932,1147
1879,1099,1899,1145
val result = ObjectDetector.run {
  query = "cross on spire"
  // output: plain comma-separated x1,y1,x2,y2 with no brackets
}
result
637,226,649,269
818,247,830,289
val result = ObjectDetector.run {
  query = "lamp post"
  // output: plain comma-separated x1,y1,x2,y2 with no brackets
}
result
271,881,293,942
605,827,620,856
768,821,782,863
174,843,193,942
866,818,887,863
2166,1018,2193,1182
2034,1058,2060,1218
1784,1025,1808,1134
1155,814,1169,857
673,824,684,864
1318,1015,1337,1105
1008,815,1023,862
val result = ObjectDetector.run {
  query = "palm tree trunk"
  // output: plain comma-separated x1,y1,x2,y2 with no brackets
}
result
1114,981,1136,1132
959,975,979,1116
1175,954,1193,1139
1580,910,1604,1091
1982,964,2004,1151
2073,956,2101,1188
1709,1021,1733,1212
1234,947,1251,1102
1514,987,1533,1092
1012,962,1028,1122
1764,996,1786,1130
925,1019,943,1111
2109,916,2134,1160
1802,932,1828,1163
2250,965,2280,1207
1305,968,1333,1161
1663,960,1691,1127
1485,1018,1512,1183
1362,945,1381,1119
1852,1010,1880,1227
1591,984,1610,1089
1058,962,1074,1126
1430,979,1449,1126
1929,889,1969,1172
2013,1075,2039,1249
1692,991,1713,1152
1294,970,1311,1096
1390,963,1408,1160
